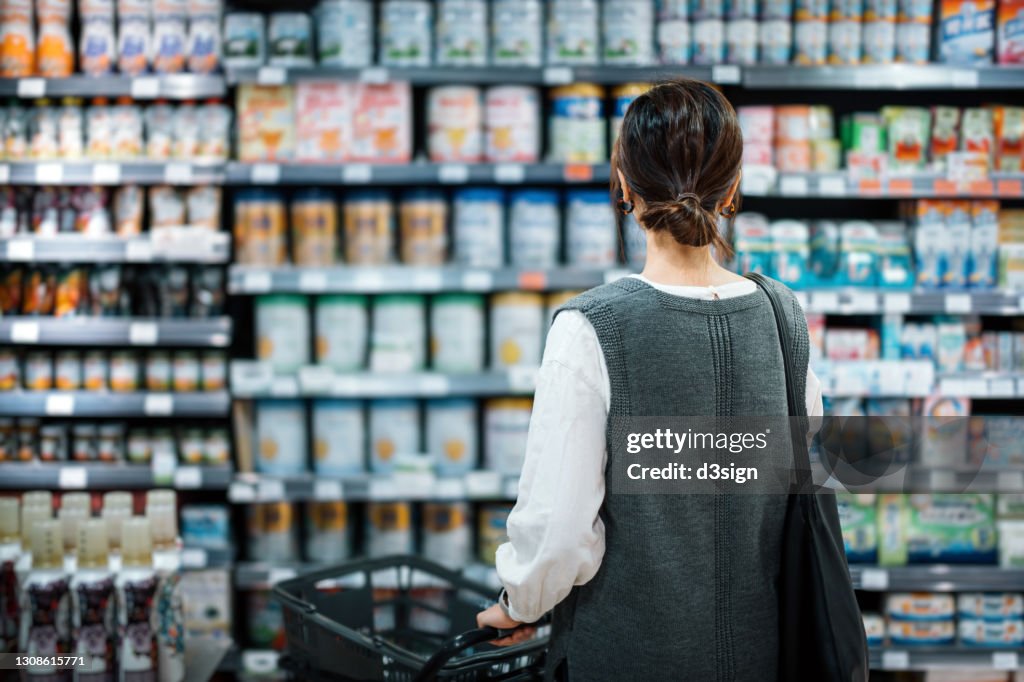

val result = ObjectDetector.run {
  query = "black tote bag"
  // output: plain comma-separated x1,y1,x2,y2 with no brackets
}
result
746,273,869,682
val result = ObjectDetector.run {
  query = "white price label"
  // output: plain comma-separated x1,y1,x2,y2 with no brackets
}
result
251,163,281,184
45,394,75,416
35,163,63,184
990,379,1016,397
313,480,343,501
359,67,389,84
258,479,286,501
929,470,957,491
369,477,398,500
997,470,1024,492
951,69,980,88
17,78,46,98
229,482,256,503
779,175,809,196
0,165,9,184
257,66,287,85
164,163,193,184
297,365,333,394
944,293,971,314
130,77,160,98
417,375,450,395
242,271,272,293
353,270,385,290
151,450,177,481
180,548,207,569
939,378,967,397
144,393,174,416
465,471,501,498
411,269,443,291
712,65,742,84
883,293,912,314
434,477,465,499
10,321,39,343
819,176,847,196
342,164,373,184
174,466,203,489
992,652,1019,670
125,239,153,262
129,322,159,345
438,163,470,184
7,239,34,261
461,271,493,291
741,174,771,196
846,292,878,313
242,651,280,674
298,271,328,292
542,67,573,85
859,568,888,590
963,378,989,396
270,376,299,397
59,466,88,489
881,651,909,670
494,163,526,183
508,366,539,392
811,292,840,312
91,162,121,184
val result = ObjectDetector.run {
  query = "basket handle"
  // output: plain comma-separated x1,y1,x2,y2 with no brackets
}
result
413,626,519,682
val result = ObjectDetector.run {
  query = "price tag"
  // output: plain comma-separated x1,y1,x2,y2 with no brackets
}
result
242,651,280,674
228,482,256,503
174,466,203,489
352,269,385,291
438,163,470,184
125,239,153,262
130,77,160,98
517,271,547,290
45,394,75,416
494,163,526,183
17,78,46,98
998,470,1024,492
944,293,971,314
298,271,328,292
465,470,501,498
939,378,967,397
7,239,34,261
503,477,519,499
542,67,573,85
883,293,912,314
164,163,193,184
951,69,980,88
342,164,373,184
992,652,1019,670
929,469,957,491
881,651,909,670
417,375,450,396
180,548,207,569
846,292,878,313
313,480,343,501
963,378,989,397
242,270,272,293
151,450,177,483
368,477,398,500
878,363,905,396
411,269,443,291
35,163,63,184
779,175,809,196
989,379,1015,397
91,162,121,184
508,366,539,393
859,568,889,590
360,67,390,84
711,65,742,84
270,376,299,397
129,322,159,345
258,479,285,501
819,176,847,196
144,393,174,416
434,477,465,499
251,163,281,184
811,292,839,312
257,67,287,85
10,321,40,343
59,467,88,489
0,165,9,184
461,271,493,291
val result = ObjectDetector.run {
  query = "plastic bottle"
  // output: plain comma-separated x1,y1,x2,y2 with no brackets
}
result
116,517,158,682
80,0,117,75
19,519,71,679
71,519,116,681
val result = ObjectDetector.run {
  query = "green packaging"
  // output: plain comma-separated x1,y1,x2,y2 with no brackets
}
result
838,493,877,564
878,494,998,566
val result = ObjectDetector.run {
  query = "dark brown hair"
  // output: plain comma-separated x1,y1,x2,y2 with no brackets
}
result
612,79,742,259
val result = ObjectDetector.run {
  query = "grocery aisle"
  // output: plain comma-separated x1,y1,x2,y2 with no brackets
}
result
0,0,1022,680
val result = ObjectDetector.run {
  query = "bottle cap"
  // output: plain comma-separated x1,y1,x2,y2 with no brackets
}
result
121,517,152,567
77,519,109,570
147,505,177,550
31,519,63,569
22,490,53,510
61,492,91,515
101,506,131,552
21,504,51,546
58,506,89,554
0,498,18,543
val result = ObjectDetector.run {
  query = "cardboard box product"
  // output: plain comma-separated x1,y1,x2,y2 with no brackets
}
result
295,81,352,163
349,82,413,163
236,84,296,162
937,0,996,64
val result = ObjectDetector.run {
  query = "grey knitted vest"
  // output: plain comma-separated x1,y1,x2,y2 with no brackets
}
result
548,276,808,682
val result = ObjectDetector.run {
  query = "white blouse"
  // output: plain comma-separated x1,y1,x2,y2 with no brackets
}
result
495,275,824,624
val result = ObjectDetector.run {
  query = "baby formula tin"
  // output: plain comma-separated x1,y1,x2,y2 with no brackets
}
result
863,20,897,62
369,399,420,473
315,0,373,67
370,295,426,372
657,15,692,63
566,190,617,267
896,21,931,63
491,0,543,66
453,188,505,268
305,501,351,563
422,502,472,570
366,502,414,557
509,190,561,268
485,399,532,474
490,293,544,370
548,0,600,65
485,86,541,163
426,399,478,476
436,0,488,66
828,20,863,64
268,12,314,67
603,0,655,64
256,399,307,475
795,19,828,64
399,190,448,266
759,20,793,63
247,502,298,562
315,295,368,371
222,12,265,69
344,191,395,265
427,86,483,163
430,294,486,373
478,503,513,565
549,84,606,164
312,399,365,475
692,19,726,63
379,0,432,67
291,189,338,267
256,295,310,372
54,351,81,390
727,18,759,64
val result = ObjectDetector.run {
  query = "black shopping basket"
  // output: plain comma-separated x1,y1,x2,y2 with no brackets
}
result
273,555,549,682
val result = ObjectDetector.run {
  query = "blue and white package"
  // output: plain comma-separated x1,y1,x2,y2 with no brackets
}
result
761,0,794,19
796,0,830,18
759,19,793,62
876,222,914,289
886,593,956,621
900,0,935,21
566,189,617,267
866,0,899,18
889,620,956,645
957,593,1024,620
913,201,947,288
938,0,996,65
837,221,879,286
692,0,726,19
453,187,506,268
733,213,774,276
810,220,839,282
896,21,932,62
657,0,689,19
944,201,972,288
728,0,760,19
958,618,1024,646
727,19,760,64
968,200,999,289
180,505,231,549
770,219,812,287
862,614,885,646
509,189,561,268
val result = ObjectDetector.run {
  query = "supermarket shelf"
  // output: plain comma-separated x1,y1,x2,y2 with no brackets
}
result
869,647,1022,671
0,391,231,417
228,470,519,503
793,289,1024,316
0,161,224,186
937,372,1024,399
181,545,235,570
0,74,225,99
743,64,1024,90
0,231,231,263
851,566,1024,592
0,317,232,348
743,170,1024,199
820,465,1024,494
0,463,232,490
229,264,617,294
231,363,537,398
815,362,1024,399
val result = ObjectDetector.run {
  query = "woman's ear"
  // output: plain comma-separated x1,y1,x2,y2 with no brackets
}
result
617,169,632,203
721,171,742,210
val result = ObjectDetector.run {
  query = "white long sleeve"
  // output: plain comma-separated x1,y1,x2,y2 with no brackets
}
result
495,277,824,623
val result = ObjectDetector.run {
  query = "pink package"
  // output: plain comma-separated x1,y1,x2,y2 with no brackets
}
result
348,82,413,163
742,141,774,166
295,82,352,163
738,106,775,143
998,0,1024,63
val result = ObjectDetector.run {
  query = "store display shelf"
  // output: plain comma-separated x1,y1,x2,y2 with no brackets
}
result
744,64,1024,90
869,647,1023,671
0,161,224,186
937,372,1024,399
743,170,1024,199
0,463,231,490
228,264,618,295
0,231,231,263
850,566,1024,592
226,649,285,681
0,74,226,99
820,465,1024,494
231,363,537,399
793,289,1024,316
0,391,231,417
181,545,235,570
0,317,232,348
229,470,519,503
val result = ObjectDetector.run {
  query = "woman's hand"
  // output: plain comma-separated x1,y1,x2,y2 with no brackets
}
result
476,603,535,647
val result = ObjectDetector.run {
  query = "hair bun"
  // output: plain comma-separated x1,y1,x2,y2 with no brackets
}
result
675,192,703,205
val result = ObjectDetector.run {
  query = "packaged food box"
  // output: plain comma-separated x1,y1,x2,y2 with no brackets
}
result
957,593,1024,619
349,82,412,163
237,84,295,162
937,0,996,64
879,493,998,565
295,81,351,163
997,0,1024,63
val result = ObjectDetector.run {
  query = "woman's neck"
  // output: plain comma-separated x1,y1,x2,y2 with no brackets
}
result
640,234,745,287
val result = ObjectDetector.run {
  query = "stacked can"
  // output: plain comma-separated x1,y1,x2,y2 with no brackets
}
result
864,0,898,63
794,0,828,64
829,0,864,64
896,0,932,63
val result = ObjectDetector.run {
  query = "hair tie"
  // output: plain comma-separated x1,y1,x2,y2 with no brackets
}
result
676,192,702,204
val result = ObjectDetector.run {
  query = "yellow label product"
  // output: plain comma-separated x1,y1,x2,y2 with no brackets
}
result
477,504,513,565
54,351,81,390
0,350,18,391
485,86,541,162
425,398,478,476
312,399,365,475
236,84,295,162
427,86,483,162
247,502,298,563
344,192,394,264
305,502,351,564
203,429,230,466
549,83,606,163
172,351,199,392
256,295,310,372
256,399,307,475
179,428,205,464
82,351,107,390
399,191,447,265
25,351,54,390
291,190,339,267
422,502,471,569
489,292,544,369
234,191,288,266
366,502,413,557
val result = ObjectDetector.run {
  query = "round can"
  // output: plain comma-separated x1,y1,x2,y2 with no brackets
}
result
173,351,200,392
828,20,862,65
24,351,53,391
366,502,414,557
728,0,759,18
109,351,138,392
146,351,172,391
485,398,532,474
436,0,488,66
862,20,896,63
399,190,448,266
204,428,230,466
233,190,287,267
657,18,691,64
545,290,584,328
602,0,655,65
430,294,485,373
379,0,433,67
344,191,395,265
812,139,841,172
610,83,650,149
775,105,811,143
776,141,812,172
247,502,299,562
692,19,725,64
484,86,541,163
256,399,307,475
313,399,365,475
726,19,759,65
201,351,227,391
509,190,560,268
315,0,373,67
428,86,483,162
17,419,39,461
97,423,124,462
267,12,314,67
368,399,420,474
0,350,18,391
370,295,426,372
179,428,205,464
794,19,827,65
453,187,505,267
38,424,67,462
549,83,607,163
305,501,351,563
491,0,542,66
72,424,97,462
426,398,478,476
477,503,513,565
54,351,81,390
256,295,311,372
127,429,151,464
895,22,930,64
223,13,266,69
566,190,617,267
315,295,368,371
547,0,600,65
422,502,472,570
83,351,107,391
291,189,338,267
490,292,544,369
759,19,793,64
